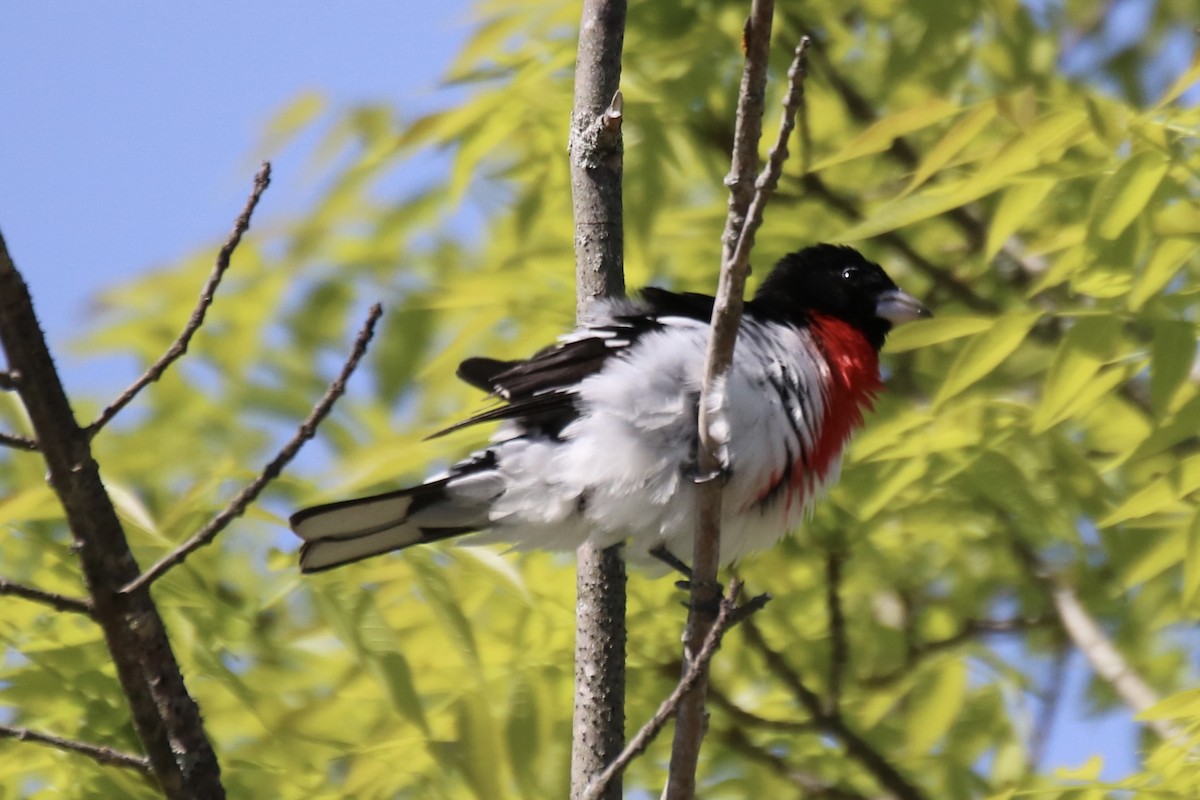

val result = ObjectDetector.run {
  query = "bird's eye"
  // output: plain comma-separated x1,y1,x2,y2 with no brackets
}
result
841,266,860,280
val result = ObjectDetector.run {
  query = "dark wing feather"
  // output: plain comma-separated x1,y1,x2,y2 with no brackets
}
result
439,287,715,438
427,390,578,439
637,287,715,322
457,357,520,392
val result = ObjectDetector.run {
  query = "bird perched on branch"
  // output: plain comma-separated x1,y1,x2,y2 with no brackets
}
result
291,244,929,574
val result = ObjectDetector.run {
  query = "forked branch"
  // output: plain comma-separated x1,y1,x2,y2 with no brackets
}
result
122,303,383,594
88,163,272,436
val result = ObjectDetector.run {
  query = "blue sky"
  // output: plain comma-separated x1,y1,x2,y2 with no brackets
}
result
1,1,1152,786
1,3,471,394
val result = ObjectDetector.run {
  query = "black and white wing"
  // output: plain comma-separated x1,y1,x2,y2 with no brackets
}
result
432,288,715,439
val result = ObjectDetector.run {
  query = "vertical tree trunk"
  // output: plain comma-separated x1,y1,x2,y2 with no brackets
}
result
567,1,627,798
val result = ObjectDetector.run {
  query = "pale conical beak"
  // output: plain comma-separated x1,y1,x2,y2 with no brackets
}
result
876,288,931,325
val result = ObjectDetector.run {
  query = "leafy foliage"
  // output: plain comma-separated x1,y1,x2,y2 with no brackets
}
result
3,1,1200,798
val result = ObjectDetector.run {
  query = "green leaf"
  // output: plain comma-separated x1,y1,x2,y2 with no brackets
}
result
411,554,483,672
1129,239,1197,309
258,91,326,154
1149,320,1196,416
1101,454,1200,527
1089,151,1169,240
903,101,998,196
454,693,504,800
985,178,1056,260
885,315,994,353
1185,510,1200,608
811,97,960,172
906,658,967,753
934,312,1041,406
1032,315,1122,432
1119,528,1185,589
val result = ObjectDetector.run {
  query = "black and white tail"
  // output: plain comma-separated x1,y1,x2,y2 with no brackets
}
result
291,455,499,573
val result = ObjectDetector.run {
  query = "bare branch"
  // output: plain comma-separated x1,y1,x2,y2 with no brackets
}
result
707,682,817,734
0,430,38,450
0,226,225,797
568,2,628,798
1008,536,1187,744
122,304,382,594
825,549,848,711
87,162,272,436
0,577,93,616
860,615,1049,688
667,28,812,800
0,724,152,774
720,726,871,798
742,616,928,800
583,582,769,800
1050,581,1185,743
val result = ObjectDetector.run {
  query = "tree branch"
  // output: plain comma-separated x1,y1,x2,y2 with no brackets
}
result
825,549,848,711
720,726,871,798
1049,581,1185,742
707,681,817,734
583,582,769,800
568,2,628,798
666,27,811,800
122,303,382,594
860,615,1049,688
87,162,272,436
742,616,928,800
0,577,93,616
0,227,225,798
0,429,38,451
1007,536,1187,744
0,724,152,774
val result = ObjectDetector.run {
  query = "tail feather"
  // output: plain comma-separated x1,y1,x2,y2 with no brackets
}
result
291,482,486,573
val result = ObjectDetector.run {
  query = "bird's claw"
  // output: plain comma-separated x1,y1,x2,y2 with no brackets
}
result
683,462,730,485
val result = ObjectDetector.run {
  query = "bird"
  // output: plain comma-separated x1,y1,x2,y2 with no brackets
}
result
290,244,929,574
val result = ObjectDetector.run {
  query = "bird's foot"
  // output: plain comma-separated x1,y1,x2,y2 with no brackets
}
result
683,462,730,485
650,546,725,609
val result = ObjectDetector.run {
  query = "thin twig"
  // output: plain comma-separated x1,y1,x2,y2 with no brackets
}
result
121,304,382,594
0,430,38,450
583,582,769,800
666,8,783,797
860,615,1049,688
707,682,817,734
729,37,812,272
721,726,871,798
0,724,152,773
825,549,848,711
87,162,272,436
0,578,93,616
742,616,928,800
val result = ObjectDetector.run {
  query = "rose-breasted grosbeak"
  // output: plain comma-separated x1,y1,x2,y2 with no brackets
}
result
291,244,928,573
